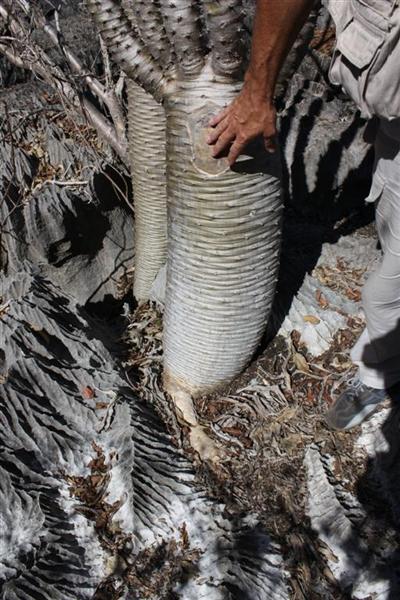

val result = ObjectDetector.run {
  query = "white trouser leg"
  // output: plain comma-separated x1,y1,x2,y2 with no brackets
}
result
351,122,400,390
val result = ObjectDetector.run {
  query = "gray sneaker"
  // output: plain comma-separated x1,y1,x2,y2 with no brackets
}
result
325,377,387,430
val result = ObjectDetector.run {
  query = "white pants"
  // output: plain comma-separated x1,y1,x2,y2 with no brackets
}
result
351,120,400,389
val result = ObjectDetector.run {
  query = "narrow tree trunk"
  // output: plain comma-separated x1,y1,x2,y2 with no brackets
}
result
202,0,245,77
86,0,169,101
158,0,204,77
163,63,283,397
127,80,168,302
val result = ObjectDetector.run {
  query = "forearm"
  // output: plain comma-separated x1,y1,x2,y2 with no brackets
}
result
246,0,315,102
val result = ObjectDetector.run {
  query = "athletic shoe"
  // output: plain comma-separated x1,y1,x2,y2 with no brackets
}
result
325,377,387,430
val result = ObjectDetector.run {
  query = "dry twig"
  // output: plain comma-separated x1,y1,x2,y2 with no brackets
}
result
0,0,128,161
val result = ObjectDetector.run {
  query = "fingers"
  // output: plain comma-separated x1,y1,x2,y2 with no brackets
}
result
211,128,236,158
206,118,229,145
227,139,246,166
208,106,229,128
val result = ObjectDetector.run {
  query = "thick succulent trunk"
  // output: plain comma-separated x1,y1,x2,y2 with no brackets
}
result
163,65,283,397
127,81,168,302
88,0,170,302
125,0,174,71
89,0,286,433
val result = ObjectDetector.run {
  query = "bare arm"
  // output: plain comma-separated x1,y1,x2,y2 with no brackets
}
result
207,0,315,166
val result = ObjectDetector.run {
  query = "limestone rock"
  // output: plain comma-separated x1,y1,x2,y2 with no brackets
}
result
0,84,134,307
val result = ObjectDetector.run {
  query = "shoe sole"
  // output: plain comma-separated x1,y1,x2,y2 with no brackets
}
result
325,402,382,431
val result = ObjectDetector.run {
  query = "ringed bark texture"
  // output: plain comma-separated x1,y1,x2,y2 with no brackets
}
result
202,0,246,77
89,0,285,398
163,67,283,396
127,80,168,302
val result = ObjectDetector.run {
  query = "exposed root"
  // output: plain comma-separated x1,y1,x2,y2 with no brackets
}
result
124,302,226,465
167,385,224,464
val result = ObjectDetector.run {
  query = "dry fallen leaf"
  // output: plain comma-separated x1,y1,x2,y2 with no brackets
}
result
306,385,315,404
281,434,304,451
275,406,299,424
293,351,310,373
90,474,103,487
180,522,189,548
221,426,244,438
303,315,321,325
82,386,95,399
345,288,361,302
95,402,109,410
316,289,329,309
283,370,292,391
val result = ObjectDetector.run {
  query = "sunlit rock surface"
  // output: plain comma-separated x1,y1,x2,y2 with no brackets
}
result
0,270,288,598
0,82,134,307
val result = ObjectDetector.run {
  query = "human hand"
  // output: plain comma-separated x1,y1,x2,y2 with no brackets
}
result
206,81,277,167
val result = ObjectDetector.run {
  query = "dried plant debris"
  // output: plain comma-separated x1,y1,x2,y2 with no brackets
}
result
126,304,399,598
120,222,400,599
0,88,134,304
64,442,201,600
116,266,135,300
193,313,400,599
50,111,105,153
309,26,336,57
123,302,183,442
124,297,380,598
0,98,101,195
0,271,288,599
313,258,367,303
125,303,164,372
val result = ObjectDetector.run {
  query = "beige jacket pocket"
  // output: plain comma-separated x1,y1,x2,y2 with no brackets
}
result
328,0,400,120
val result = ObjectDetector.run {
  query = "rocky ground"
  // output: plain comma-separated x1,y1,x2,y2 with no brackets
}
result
1,6,399,600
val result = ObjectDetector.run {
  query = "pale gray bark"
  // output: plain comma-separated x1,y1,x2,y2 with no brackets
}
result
202,0,246,77
108,3,170,303
86,0,170,101
128,0,175,72
162,72,282,395
127,80,168,303
89,0,284,407
157,0,205,78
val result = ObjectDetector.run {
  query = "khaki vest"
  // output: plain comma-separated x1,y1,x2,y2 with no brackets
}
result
325,0,400,120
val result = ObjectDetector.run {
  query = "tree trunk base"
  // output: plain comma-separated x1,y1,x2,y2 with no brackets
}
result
164,371,224,463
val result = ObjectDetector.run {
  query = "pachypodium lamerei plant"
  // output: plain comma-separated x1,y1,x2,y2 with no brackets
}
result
88,0,283,459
